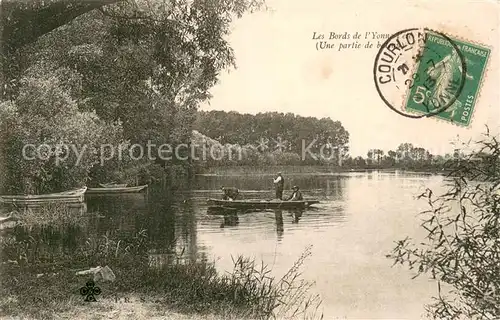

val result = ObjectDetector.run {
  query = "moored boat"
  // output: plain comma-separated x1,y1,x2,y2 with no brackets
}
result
99,183,128,188
207,198,320,210
86,185,148,194
0,212,19,230
0,187,87,205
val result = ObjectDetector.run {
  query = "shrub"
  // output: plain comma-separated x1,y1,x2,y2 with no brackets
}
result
387,131,500,320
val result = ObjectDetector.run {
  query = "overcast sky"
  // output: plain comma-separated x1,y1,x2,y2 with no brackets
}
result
200,0,499,157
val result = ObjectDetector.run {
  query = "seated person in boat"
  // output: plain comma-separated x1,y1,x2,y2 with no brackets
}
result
286,186,303,201
221,186,239,200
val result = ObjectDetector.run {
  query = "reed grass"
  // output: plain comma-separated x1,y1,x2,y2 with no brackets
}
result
14,203,86,228
0,228,323,320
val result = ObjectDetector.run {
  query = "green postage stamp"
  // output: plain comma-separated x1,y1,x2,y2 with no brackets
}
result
404,31,490,126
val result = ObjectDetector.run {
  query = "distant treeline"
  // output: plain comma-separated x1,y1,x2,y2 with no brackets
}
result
193,111,472,171
193,110,349,166
345,143,457,171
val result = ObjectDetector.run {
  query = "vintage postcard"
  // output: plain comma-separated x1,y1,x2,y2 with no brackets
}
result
0,0,498,320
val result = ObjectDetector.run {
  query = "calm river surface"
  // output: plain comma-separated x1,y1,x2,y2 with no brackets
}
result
190,171,442,319
30,171,447,319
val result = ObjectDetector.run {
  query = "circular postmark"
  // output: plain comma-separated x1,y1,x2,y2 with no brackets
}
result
373,28,467,119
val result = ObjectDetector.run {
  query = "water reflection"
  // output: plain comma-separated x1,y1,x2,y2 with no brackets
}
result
273,209,304,240
3,174,350,268
1,172,444,319
274,210,284,241
5,222,87,266
221,213,239,227
290,209,303,224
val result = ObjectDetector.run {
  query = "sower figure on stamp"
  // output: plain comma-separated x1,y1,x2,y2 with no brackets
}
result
273,172,284,200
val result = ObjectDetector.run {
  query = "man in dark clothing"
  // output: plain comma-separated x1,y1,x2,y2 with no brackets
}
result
221,186,239,200
273,172,284,200
286,185,303,201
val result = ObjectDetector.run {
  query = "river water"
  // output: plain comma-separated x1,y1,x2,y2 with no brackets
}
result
189,171,442,319
12,171,449,319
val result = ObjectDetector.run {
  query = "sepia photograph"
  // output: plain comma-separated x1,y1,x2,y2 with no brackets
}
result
0,0,499,319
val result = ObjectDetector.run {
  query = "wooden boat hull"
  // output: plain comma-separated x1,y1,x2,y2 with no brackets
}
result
207,198,319,210
86,185,148,194
0,214,19,230
0,187,87,205
99,183,128,188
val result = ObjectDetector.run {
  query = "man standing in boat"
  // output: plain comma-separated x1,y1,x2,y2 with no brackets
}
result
221,186,239,201
273,172,284,200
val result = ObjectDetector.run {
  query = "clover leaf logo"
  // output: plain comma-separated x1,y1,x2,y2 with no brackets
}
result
80,279,101,302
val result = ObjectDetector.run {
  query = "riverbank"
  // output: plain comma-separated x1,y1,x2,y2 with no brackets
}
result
196,165,451,176
0,219,322,320
0,256,319,320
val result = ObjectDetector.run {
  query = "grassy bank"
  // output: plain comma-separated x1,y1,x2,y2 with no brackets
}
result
0,206,323,319
1,255,322,320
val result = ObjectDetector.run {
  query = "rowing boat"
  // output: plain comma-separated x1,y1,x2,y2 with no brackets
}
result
99,183,128,188
86,185,148,194
0,187,87,205
207,198,320,210
0,212,19,230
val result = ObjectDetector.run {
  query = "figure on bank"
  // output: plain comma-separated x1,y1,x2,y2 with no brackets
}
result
221,186,239,201
286,185,303,201
273,172,284,200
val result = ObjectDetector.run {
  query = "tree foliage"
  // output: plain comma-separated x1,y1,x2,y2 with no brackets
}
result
1,0,123,99
0,65,123,194
0,0,266,193
194,110,349,165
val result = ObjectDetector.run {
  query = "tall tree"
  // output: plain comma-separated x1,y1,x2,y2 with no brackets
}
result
1,0,123,99
0,0,267,193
